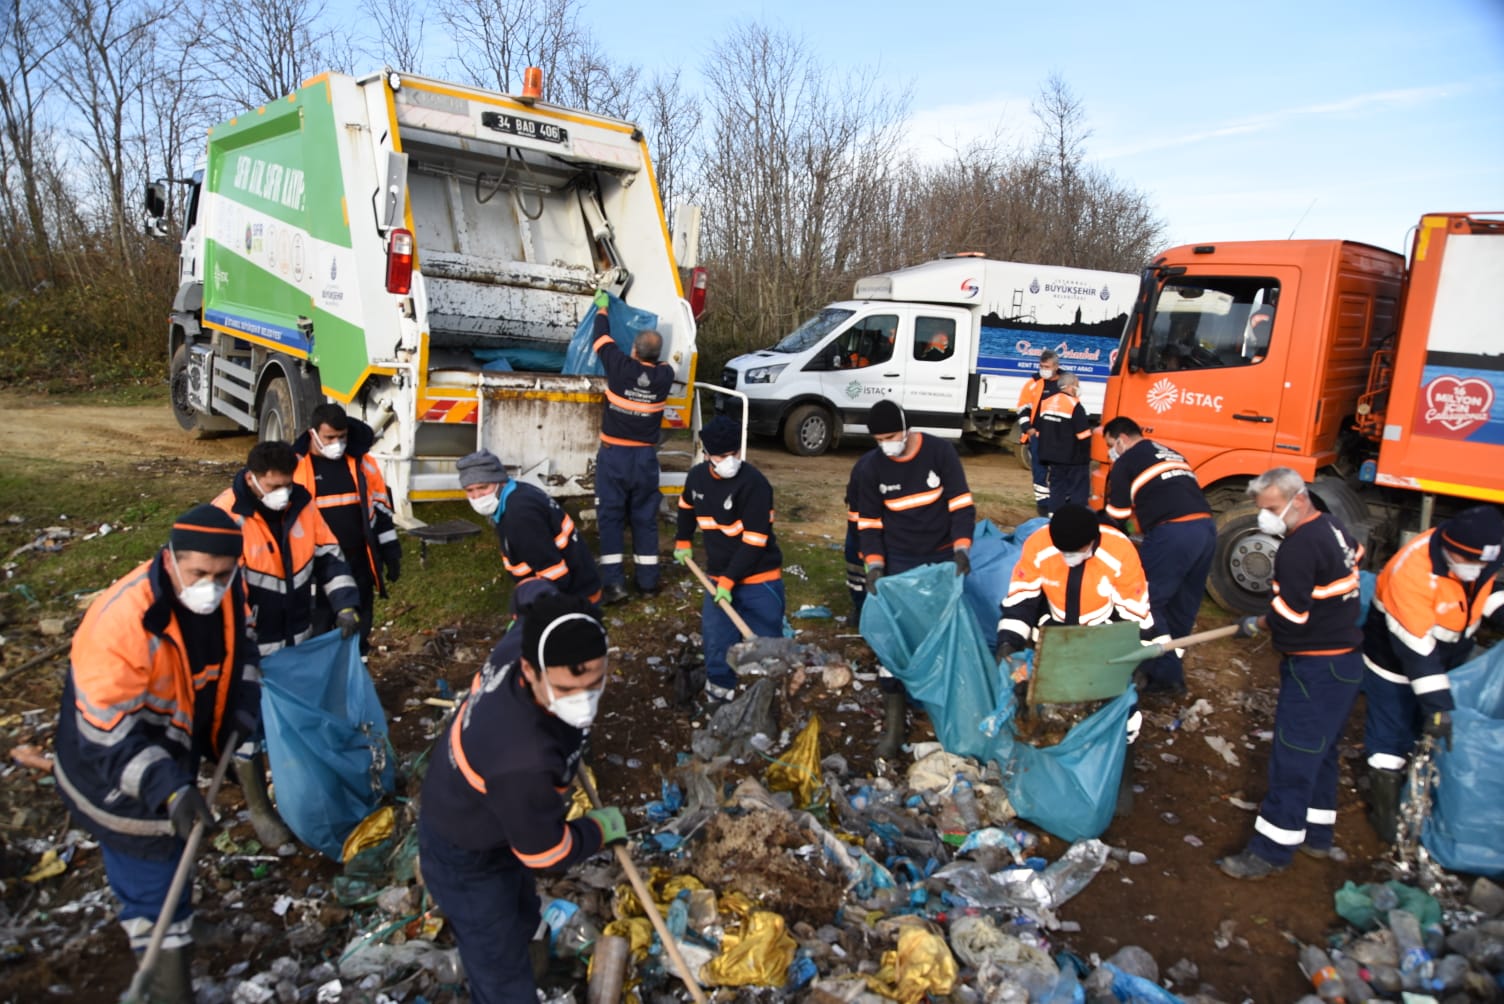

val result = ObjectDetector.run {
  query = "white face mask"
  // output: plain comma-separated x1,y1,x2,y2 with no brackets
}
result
468,491,500,516
252,474,291,511
879,437,906,458
1040,367,1057,379
317,433,346,461
713,456,742,479
1106,444,1120,463
1060,548,1093,568
1257,494,1297,537
171,547,234,615
1448,558,1484,583
541,672,604,730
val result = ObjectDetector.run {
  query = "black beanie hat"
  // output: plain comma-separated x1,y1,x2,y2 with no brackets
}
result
522,591,608,669
1440,505,1504,563
868,399,905,435
1049,504,1101,553
700,415,741,456
169,504,243,557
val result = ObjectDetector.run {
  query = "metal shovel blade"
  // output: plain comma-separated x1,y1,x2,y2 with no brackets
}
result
1027,621,1144,706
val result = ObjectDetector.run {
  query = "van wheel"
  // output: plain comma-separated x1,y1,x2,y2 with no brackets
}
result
258,376,298,444
1014,435,1031,470
169,344,202,432
783,404,833,456
1206,502,1279,615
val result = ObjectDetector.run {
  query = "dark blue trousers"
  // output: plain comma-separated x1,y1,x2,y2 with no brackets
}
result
844,523,866,621
595,443,661,590
1138,517,1216,689
1044,462,1089,514
1361,659,1460,771
418,814,541,1004
1248,651,1363,865
101,842,193,952
1027,441,1050,515
703,579,786,690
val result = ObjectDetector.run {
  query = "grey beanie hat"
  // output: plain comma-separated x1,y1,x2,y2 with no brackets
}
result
456,450,509,488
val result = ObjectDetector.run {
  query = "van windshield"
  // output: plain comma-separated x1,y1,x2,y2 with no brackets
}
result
770,308,855,353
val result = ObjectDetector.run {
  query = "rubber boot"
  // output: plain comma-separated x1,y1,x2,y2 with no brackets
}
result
234,754,294,849
145,944,194,1004
874,691,907,759
1367,766,1403,845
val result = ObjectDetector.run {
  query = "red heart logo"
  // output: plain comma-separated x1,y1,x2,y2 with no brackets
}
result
1417,375,1494,438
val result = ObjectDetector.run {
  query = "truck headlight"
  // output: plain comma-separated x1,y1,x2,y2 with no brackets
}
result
744,364,787,384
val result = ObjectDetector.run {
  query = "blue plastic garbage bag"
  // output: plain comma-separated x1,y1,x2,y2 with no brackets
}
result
990,687,1137,844
860,563,1000,759
474,347,566,372
1422,644,1504,877
962,518,1047,640
260,631,395,860
1358,569,1375,624
561,291,659,376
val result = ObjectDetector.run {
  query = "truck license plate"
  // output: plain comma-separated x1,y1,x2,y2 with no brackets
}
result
480,111,568,144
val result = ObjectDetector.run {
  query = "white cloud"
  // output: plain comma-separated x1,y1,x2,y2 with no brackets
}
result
896,96,1030,161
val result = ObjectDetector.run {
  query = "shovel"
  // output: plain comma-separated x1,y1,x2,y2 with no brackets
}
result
682,554,757,641
577,767,709,1004
1026,622,1240,706
123,731,239,1004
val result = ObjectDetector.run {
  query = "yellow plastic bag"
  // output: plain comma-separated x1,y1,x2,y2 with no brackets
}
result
340,805,395,862
613,867,695,919
867,925,958,1003
566,765,597,821
765,714,825,809
701,910,797,988
602,917,655,960
24,849,66,883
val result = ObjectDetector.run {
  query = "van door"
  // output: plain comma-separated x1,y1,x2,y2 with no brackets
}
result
812,310,905,433
1122,272,1290,467
902,309,970,430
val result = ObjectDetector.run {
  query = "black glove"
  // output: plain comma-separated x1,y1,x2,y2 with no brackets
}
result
995,640,1017,665
1423,709,1453,751
231,706,259,747
384,556,401,585
864,565,885,595
1235,615,1261,639
167,785,215,840
953,548,971,576
336,608,360,639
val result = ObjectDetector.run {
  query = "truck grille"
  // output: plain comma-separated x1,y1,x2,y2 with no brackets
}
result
721,367,737,388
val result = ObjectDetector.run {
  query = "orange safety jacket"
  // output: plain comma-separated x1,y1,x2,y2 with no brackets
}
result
212,473,359,655
997,524,1162,649
1014,373,1058,443
54,552,258,858
292,419,400,595
1363,527,1504,712
1033,389,1092,465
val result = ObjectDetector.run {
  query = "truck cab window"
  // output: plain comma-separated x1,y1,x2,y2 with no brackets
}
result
833,314,898,370
914,316,957,362
1143,279,1279,372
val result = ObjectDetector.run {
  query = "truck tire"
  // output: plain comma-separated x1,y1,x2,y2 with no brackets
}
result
1205,501,1280,615
783,403,834,456
169,344,202,432
1014,435,1031,470
258,376,299,444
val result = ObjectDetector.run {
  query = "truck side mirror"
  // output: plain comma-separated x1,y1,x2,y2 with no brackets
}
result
145,180,167,219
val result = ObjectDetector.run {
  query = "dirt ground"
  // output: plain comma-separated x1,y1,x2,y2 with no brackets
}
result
0,398,1395,1002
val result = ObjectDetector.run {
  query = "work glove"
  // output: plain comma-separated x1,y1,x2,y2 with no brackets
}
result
1423,710,1453,752
336,608,360,639
587,806,627,846
864,564,885,595
1235,615,1261,639
231,706,260,747
384,555,401,585
713,585,733,605
673,546,691,566
953,548,971,577
167,785,216,840
593,289,610,311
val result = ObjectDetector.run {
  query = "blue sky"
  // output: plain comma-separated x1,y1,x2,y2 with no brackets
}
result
573,0,1504,253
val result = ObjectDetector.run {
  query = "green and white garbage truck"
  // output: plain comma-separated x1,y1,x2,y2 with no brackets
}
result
150,69,701,523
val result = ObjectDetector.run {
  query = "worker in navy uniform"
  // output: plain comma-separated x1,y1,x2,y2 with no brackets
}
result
1218,468,1364,879
1360,505,1504,842
1101,416,1215,694
589,289,674,605
855,399,976,757
1034,370,1092,514
418,590,626,1004
1015,349,1060,516
458,450,603,604
673,416,784,701
843,450,878,622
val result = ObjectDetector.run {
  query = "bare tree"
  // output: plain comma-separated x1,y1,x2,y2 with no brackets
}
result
0,0,67,284
554,31,638,118
196,0,341,107
437,0,577,96
358,0,425,76
638,68,701,225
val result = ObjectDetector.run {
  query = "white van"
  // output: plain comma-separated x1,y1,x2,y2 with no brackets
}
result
720,256,1137,455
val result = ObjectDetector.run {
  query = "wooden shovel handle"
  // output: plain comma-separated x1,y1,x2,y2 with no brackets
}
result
1163,623,1242,649
682,555,757,641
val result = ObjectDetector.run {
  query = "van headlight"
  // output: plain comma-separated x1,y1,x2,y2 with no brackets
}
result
744,364,787,384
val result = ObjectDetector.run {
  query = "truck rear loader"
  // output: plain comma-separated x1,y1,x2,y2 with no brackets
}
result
1095,212,1504,613
150,69,699,523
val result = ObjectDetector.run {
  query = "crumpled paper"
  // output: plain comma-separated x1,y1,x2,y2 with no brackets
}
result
700,909,797,987
765,714,825,809
866,925,958,1003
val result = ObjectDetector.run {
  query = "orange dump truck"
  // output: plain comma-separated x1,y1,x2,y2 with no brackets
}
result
1094,212,1504,613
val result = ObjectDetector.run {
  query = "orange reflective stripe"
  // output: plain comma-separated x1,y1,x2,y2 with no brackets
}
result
536,560,569,580
315,492,362,508
513,827,575,868
554,515,576,550
604,389,666,414
886,488,943,511
696,516,746,536
504,557,534,576
600,432,654,447
947,492,974,511
741,568,781,585
448,713,487,794
592,334,613,352
743,531,770,546
1311,571,1360,599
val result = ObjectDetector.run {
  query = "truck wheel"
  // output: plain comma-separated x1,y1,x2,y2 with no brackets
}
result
1014,436,1031,470
1205,502,1280,615
258,376,298,443
783,404,833,456
169,344,202,432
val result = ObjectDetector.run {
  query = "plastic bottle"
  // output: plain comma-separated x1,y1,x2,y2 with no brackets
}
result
1106,845,1149,865
1369,882,1400,912
1332,954,1373,1002
1387,908,1438,992
1299,945,1347,1003
542,898,599,959
1037,839,1110,909
1434,954,1469,994
952,777,982,832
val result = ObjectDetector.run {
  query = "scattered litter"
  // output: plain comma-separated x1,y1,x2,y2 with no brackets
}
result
1204,735,1240,766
